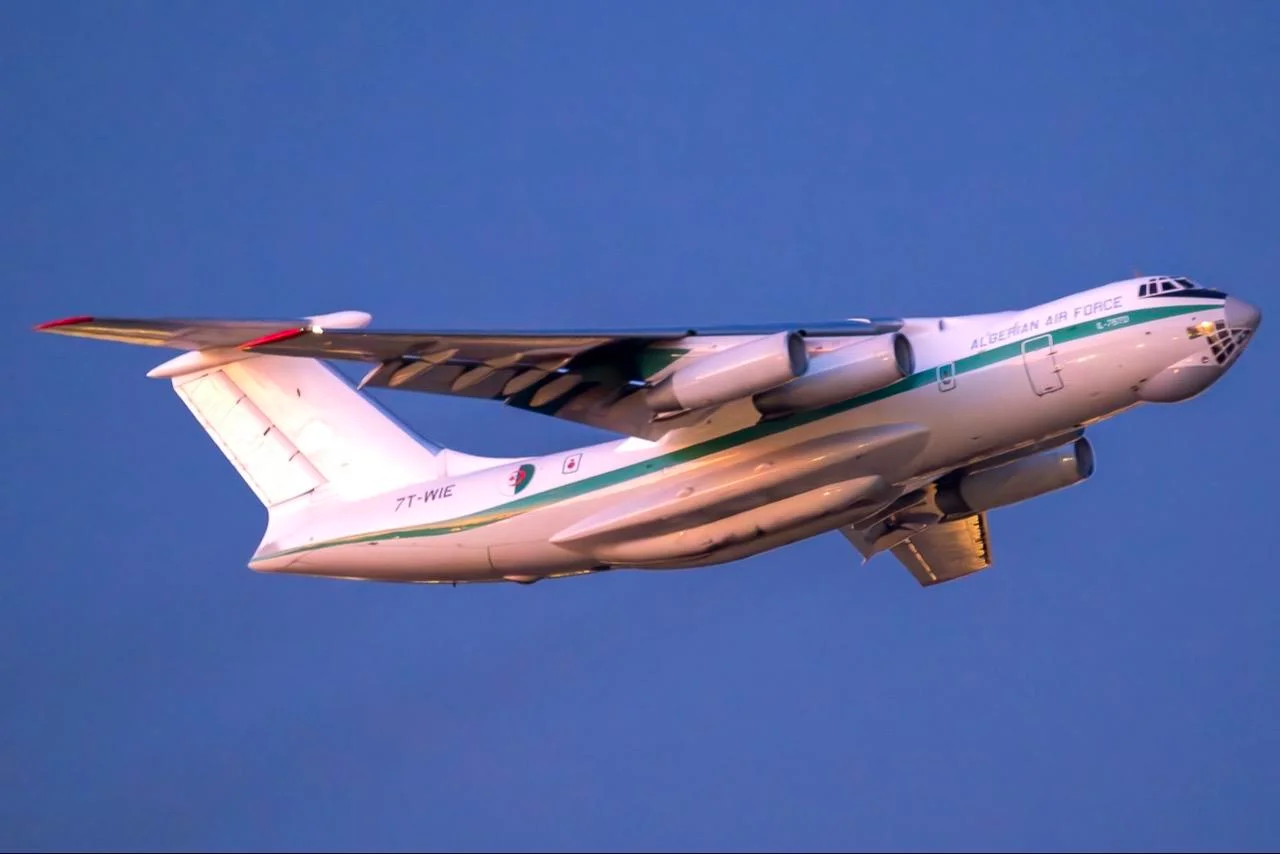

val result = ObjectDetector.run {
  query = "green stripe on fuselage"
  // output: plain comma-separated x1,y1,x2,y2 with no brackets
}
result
259,302,1214,560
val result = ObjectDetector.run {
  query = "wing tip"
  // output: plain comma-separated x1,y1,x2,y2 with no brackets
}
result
34,314,94,332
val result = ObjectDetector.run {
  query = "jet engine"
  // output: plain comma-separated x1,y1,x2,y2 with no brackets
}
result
645,330,809,414
753,333,914,417
935,436,1095,517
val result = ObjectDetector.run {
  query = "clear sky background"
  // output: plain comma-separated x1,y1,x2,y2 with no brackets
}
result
4,2,1278,851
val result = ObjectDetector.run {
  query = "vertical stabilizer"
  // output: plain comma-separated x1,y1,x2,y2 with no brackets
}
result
169,353,444,510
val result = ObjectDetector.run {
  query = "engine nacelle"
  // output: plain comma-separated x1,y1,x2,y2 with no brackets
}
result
752,333,914,417
935,437,1096,517
645,330,809,413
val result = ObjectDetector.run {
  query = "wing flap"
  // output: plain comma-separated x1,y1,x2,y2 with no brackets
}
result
842,512,994,587
888,512,993,586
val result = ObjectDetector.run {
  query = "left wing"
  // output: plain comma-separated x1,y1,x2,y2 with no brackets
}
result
841,512,994,587
34,310,904,439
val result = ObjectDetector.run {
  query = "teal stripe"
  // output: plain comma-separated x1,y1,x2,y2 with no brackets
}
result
260,302,1213,559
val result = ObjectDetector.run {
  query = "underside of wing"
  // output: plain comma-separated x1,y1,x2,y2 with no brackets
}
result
835,428,1093,587
889,513,993,586
32,313,357,350
34,310,906,439
842,512,994,587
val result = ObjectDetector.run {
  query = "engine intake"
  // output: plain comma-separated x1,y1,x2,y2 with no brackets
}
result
645,330,809,413
753,332,914,417
936,437,1095,517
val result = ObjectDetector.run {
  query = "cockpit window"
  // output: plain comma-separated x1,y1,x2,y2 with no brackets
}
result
1140,277,1203,298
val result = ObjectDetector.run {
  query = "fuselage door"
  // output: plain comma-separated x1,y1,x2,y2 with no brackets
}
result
1022,334,1064,396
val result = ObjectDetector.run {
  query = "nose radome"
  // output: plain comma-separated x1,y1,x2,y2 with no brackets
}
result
1225,296,1262,332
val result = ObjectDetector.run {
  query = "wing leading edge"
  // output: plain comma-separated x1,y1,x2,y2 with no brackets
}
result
35,311,904,439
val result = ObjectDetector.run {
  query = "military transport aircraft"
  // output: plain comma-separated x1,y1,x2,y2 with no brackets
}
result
35,274,1261,587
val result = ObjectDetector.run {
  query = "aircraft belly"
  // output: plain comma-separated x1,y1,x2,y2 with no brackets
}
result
589,475,889,565
628,491,898,570
487,541,600,575
259,538,498,582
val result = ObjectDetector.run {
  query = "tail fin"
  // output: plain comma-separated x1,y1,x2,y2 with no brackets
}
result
167,353,444,509
34,309,447,511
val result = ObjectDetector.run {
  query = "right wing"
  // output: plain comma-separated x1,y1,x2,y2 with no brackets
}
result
837,429,1090,587
34,310,905,440
841,512,994,587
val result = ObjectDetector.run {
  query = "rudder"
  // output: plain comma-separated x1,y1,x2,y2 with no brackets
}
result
169,353,445,510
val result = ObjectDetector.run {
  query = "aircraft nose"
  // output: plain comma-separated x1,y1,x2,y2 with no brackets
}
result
1225,295,1262,332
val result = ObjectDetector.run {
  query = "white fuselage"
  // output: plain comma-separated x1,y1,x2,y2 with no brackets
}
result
249,278,1251,584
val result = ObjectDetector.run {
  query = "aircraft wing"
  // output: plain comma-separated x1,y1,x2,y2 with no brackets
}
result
35,311,904,439
841,512,994,587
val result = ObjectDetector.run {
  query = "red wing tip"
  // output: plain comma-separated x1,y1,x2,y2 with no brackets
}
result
35,315,94,331
239,326,309,350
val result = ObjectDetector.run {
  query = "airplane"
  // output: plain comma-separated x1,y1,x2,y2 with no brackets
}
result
34,274,1261,588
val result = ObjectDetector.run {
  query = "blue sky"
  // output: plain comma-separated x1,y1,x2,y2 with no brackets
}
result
4,2,1278,850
